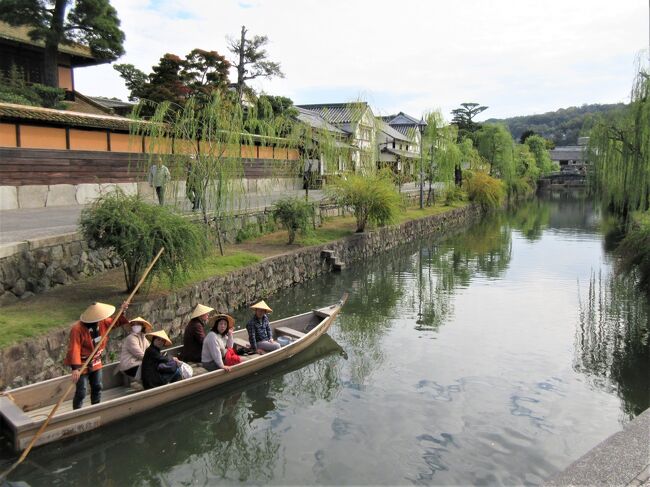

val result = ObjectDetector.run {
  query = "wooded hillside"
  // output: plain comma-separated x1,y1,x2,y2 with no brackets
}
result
485,103,627,146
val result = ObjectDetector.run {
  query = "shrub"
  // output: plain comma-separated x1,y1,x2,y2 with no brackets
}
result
444,185,466,205
0,66,66,108
464,171,505,210
328,172,402,232
80,191,209,292
272,197,314,244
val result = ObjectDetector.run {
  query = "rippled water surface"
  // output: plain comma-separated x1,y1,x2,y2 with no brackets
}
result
2,193,649,486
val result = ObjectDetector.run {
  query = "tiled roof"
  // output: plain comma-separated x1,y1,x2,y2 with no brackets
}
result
549,146,585,161
0,102,134,130
88,97,135,110
376,119,412,142
0,21,97,63
296,107,347,135
297,102,370,124
381,147,419,159
386,112,422,125
390,125,420,137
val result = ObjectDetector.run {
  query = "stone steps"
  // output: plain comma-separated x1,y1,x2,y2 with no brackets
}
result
321,248,345,272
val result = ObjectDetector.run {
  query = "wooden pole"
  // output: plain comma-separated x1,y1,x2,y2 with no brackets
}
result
0,248,165,482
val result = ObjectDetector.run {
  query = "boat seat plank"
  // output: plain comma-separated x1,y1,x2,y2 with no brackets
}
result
25,386,134,420
233,337,250,348
275,326,306,339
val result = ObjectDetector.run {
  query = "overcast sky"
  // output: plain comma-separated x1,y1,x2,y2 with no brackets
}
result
74,0,649,120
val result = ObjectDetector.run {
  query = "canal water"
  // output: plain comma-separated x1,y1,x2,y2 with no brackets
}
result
2,193,649,485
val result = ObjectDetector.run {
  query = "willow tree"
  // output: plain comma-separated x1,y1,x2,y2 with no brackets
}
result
132,90,298,255
475,123,516,183
421,110,459,205
588,68,650,217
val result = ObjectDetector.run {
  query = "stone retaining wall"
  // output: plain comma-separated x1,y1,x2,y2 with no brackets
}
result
0,203,481,389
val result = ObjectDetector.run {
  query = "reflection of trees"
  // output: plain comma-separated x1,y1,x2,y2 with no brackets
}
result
575,271,650,417
508,199,551,241
12,336,345,486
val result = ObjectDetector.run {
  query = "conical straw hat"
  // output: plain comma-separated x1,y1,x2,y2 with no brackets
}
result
80,302,115,323
209,314,235,330
145,330,172,347
129,316,153,333
191,303,214,320
250,300,272,313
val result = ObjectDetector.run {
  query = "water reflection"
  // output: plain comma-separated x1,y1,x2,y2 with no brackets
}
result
576,271,650,417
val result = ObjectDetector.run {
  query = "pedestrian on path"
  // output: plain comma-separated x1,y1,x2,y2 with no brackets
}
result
148,158,171,205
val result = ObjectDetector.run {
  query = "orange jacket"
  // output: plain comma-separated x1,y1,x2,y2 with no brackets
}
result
64,315,128,373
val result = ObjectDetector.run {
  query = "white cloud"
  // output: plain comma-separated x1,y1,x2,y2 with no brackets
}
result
74,0,649,120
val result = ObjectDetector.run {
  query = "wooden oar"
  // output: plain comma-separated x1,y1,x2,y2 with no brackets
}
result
0,247,165,482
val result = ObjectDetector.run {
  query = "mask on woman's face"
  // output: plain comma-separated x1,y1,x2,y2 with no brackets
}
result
131,324,142,334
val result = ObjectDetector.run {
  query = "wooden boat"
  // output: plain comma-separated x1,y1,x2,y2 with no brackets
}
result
0,294,348,452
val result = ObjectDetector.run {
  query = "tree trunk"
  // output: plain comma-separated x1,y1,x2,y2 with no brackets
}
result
237,26,247,102
43,0,68,88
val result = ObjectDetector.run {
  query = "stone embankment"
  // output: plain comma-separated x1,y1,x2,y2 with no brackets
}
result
0,203,481,389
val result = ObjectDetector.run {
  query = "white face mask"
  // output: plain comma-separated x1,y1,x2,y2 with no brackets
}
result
131,325,142,334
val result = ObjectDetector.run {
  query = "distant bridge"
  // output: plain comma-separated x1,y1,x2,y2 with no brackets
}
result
538,172,586,189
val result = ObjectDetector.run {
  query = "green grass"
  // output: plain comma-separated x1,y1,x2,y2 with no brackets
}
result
395,201,469,224
151,250,262,290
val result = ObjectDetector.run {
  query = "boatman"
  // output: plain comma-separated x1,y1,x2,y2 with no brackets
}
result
246,300,281,354
65,302,129,409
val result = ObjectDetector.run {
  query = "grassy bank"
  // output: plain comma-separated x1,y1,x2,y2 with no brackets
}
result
0,201,468,348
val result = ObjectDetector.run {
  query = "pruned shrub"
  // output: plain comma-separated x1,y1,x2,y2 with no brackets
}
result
272,197,314,244
328,172,402,232
464,171,505,210
80,191,209,292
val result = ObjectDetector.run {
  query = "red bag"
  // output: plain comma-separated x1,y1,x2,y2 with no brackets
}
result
224,347,241,366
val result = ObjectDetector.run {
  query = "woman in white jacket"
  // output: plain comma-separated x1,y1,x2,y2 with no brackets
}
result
201,314,235,372
119,317,152,377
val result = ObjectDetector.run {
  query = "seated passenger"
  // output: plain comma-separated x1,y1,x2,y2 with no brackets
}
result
201,314,236,372
141,330,181,389
119,317,152,378
246,300,281,354
180,303,213,363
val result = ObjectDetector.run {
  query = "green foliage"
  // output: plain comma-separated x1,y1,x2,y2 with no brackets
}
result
272,197,314,244
444,185,467,205
464,171,505,210
328,172,401,232
475,124,515,182
487,103,628,146
0,0,125,87
79,191,209,292
0,65,66,108
227,26,284,101
235,220,277,243
450,102,488,139
616,211,650,293
588,69,650,216
524,134,557,175
115,48,230,109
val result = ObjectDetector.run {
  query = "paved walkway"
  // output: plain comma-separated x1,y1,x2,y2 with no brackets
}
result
0,189,331,246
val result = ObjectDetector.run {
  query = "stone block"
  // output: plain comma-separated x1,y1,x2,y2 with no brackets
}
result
76,183,101,205
0,186,18,210
99,183,118,196
17,185,48,209
115,182,138,196
0,242,28,259
0,291,18,306
45,184,76,207
137,182,156,202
